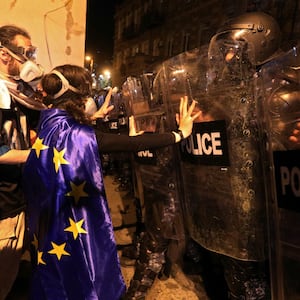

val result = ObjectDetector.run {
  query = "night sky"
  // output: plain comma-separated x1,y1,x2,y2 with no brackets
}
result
85,0,116,69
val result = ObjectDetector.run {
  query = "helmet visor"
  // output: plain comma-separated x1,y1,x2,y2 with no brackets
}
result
207,30,256,85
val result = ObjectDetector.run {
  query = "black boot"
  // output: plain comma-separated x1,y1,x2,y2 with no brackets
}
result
123,232,168,299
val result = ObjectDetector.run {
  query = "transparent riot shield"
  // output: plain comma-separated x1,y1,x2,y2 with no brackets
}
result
160,36,267,261
260,43,300,300
122,74,186,255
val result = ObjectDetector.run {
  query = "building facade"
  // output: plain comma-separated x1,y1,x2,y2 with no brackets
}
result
112,0,300,87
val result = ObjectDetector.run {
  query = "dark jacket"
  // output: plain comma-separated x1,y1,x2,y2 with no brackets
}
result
0,95,40,219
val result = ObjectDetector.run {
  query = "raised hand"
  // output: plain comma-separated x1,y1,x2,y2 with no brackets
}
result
176,96,202,138
129,116,144,136
91,88,115,120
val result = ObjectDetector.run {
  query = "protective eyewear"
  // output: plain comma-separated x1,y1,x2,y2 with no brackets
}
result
17,45,37,60
0,43,37,61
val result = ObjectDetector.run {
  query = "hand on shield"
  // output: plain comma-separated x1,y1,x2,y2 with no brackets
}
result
129,116,144,136
176,96,202,138
128,96,202,140
289,122,300,145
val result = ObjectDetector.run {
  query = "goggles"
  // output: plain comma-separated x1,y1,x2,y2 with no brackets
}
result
17,45,37,60
0,42,37,61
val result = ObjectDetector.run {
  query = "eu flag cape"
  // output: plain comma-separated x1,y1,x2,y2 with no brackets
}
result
23,109,125,300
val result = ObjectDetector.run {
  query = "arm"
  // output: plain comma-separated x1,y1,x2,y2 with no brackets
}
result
96,96,202,152
128,95,201,143
0,149,30,164
95,131,176,153
90,88,115,121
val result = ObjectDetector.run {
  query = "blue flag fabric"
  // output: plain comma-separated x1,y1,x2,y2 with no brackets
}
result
23,109,125,300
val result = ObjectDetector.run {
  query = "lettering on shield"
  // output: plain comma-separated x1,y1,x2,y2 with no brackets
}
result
134,132,157,165
274,150,300,212
180,120,230,166
135,149,157,165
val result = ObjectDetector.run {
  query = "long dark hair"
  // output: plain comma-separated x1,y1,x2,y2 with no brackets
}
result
41,64,92,124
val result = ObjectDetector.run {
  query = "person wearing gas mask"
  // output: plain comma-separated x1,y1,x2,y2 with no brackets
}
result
179,12,282,299
0,24,45,300
18,64,199,299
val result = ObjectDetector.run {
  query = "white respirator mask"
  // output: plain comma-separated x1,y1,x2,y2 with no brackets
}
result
19,60,44,82
1,43,44,82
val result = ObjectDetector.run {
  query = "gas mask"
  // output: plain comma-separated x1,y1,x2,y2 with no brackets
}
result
19,60,44,82
1,43,44,82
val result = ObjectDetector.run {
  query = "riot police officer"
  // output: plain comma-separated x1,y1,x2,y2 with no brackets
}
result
121,75,189,300
179,12,282,299
260,44,300,299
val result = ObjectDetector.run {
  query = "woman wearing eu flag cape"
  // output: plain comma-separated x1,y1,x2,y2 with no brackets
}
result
21,64,200,299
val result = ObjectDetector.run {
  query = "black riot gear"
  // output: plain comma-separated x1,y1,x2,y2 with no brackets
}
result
175,13,282,299
260,42,300,299
268,83,300,148
121,74,186,299
211,12,281,66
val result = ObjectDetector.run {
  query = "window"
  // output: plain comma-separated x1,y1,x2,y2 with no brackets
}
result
141,40,150,55
182,32,190,52
116,20,123,40
153,39,160,56
125,12,132,27
116,52,122,67
132,45,140,56
124,48,130,59
167,38,173,57
133,8,140,27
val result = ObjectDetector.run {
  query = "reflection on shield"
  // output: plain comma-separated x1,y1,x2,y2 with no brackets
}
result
122,72,186,249
158,39,266,262
260,43,300,300
208,31,256,86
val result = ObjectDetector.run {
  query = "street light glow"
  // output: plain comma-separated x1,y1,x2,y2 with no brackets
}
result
103,70,111,79
85,55,94,72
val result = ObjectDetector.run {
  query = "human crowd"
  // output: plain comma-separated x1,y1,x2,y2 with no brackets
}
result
1,10,300,300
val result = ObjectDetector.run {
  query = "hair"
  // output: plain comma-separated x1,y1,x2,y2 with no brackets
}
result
41,64,93,124
0,25,31,47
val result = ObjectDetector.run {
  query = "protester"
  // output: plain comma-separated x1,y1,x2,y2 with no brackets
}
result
0,24,45,300
21,64,200,299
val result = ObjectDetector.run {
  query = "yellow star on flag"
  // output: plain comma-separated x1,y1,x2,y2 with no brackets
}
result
32,137,49,158
48,242,70,260
66,181,88,205
37,250,46,265
53,148,70,172
64,217,88,240
31,234,39,250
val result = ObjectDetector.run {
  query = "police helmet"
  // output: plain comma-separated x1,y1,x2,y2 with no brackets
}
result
216,12,281,66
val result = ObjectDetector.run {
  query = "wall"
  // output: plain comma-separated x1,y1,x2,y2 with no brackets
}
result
0,0,87,72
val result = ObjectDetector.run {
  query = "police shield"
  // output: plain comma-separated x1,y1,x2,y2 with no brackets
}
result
143,47,209,247
161,37,267,261
260,43,300,299
122,74,186,256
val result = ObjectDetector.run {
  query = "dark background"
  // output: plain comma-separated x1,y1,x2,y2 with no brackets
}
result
85,0,116,70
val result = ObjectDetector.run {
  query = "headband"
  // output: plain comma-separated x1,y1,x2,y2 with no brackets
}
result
51,70,81,99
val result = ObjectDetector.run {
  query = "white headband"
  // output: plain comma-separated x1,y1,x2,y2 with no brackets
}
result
51,70,81,99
